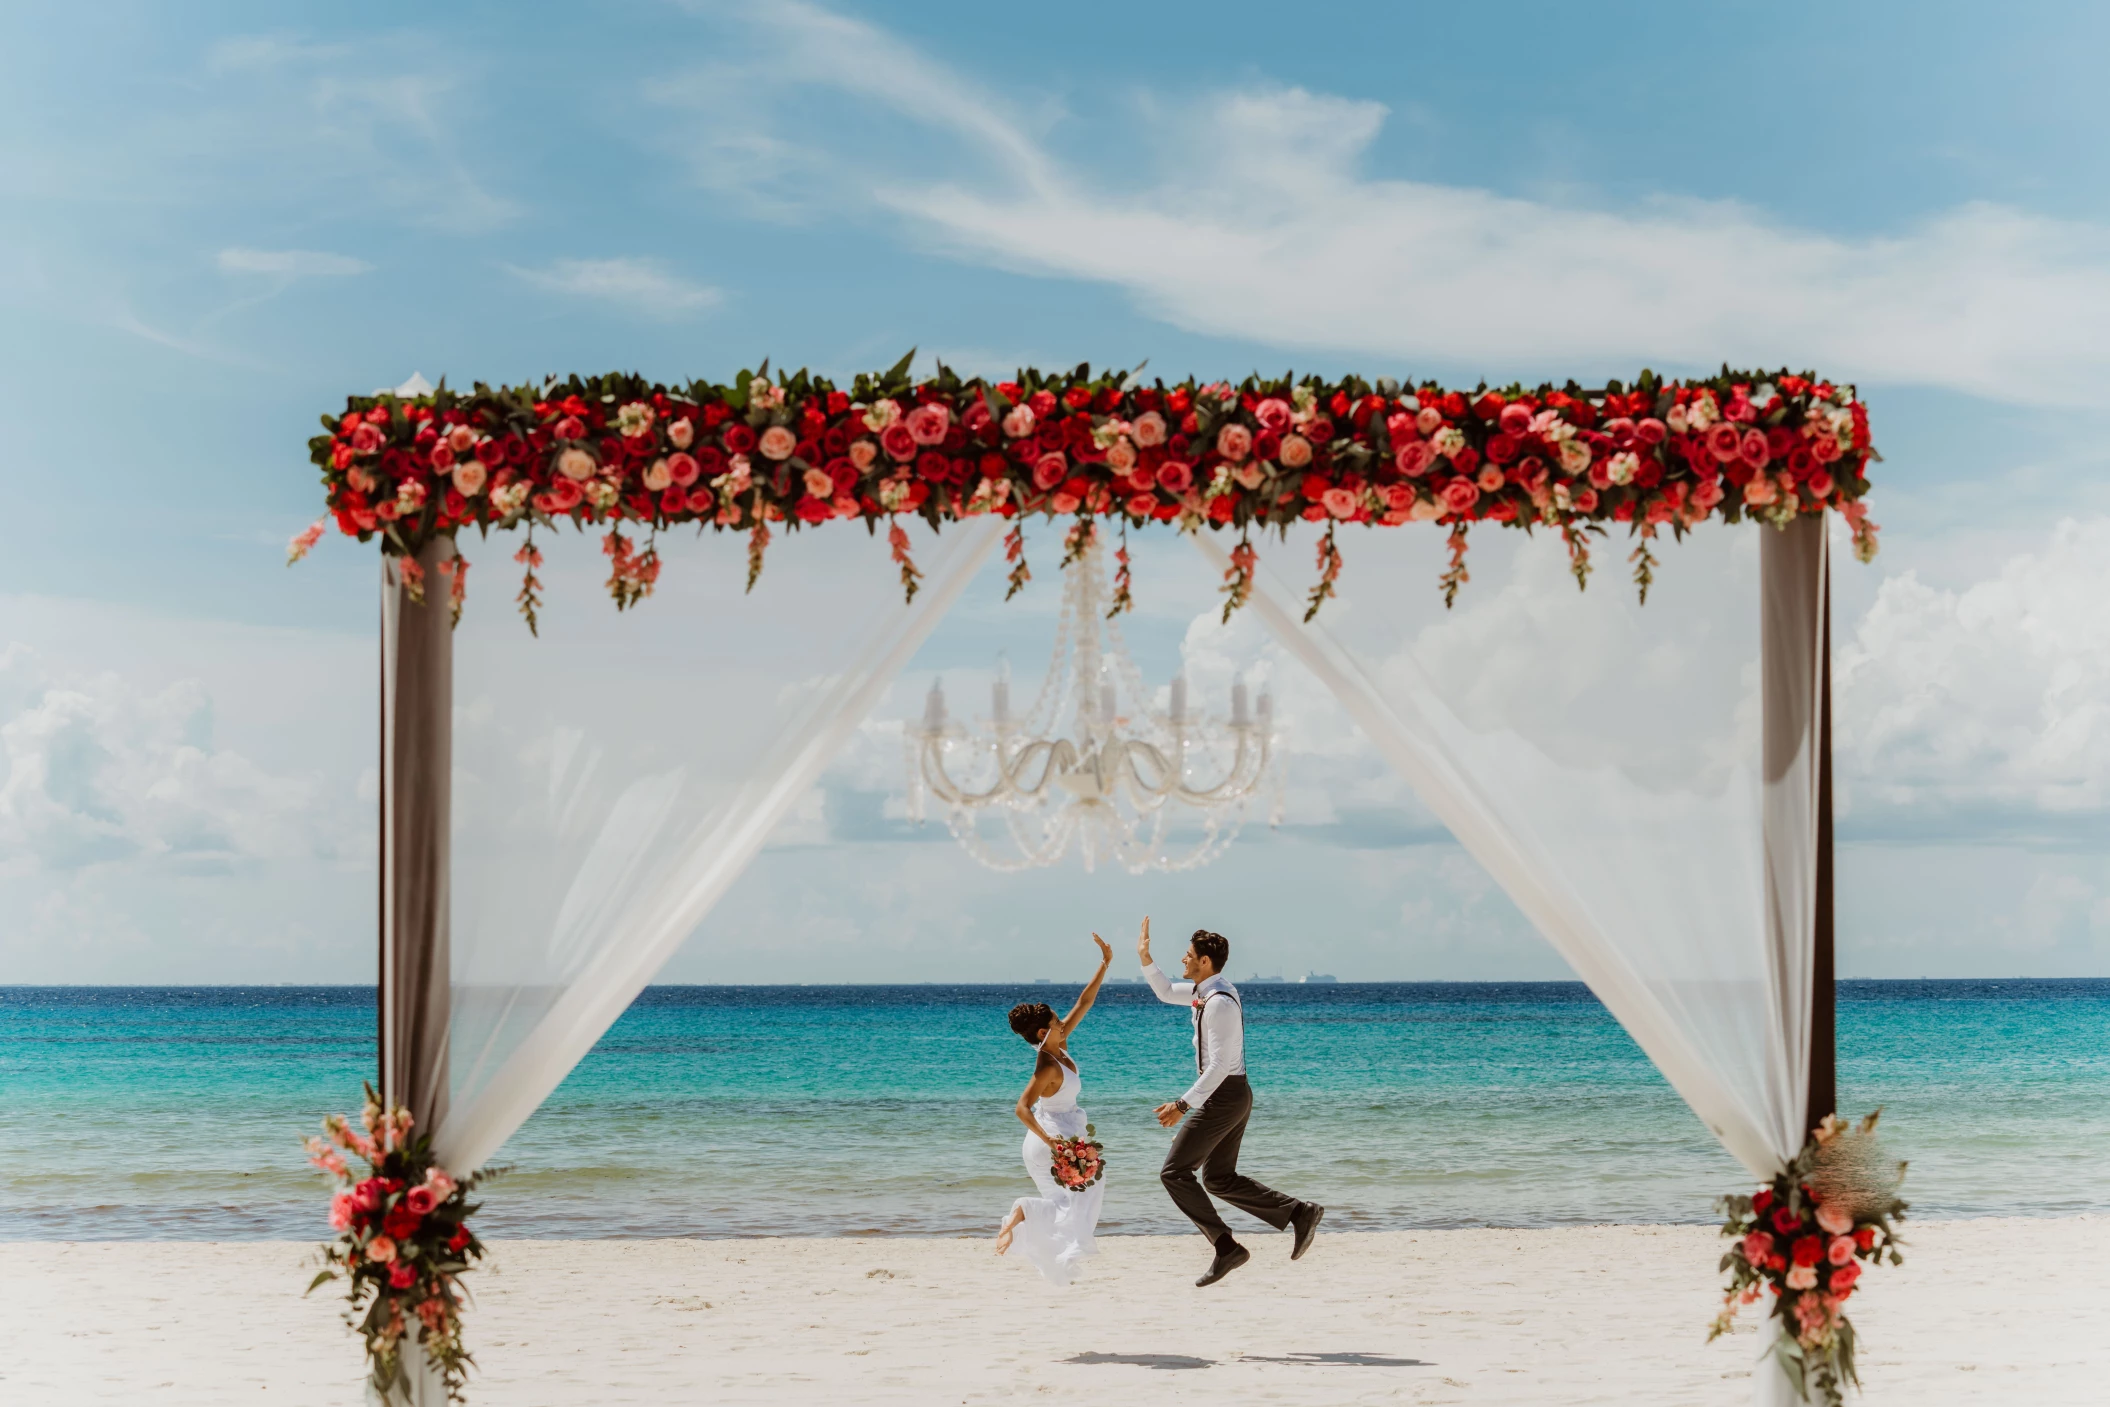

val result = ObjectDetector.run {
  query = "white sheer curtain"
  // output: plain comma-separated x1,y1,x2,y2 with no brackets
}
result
429,518,1001,1174
1198,519,1822,1402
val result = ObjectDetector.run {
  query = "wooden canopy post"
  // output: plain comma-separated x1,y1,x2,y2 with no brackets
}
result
378,539,455,1139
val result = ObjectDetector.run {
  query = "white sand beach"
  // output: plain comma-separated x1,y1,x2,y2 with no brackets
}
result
5,1218,2100,1406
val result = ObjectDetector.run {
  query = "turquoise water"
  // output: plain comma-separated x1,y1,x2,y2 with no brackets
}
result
3,981,2105,1240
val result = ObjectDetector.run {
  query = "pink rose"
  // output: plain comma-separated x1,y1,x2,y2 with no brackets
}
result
880,423,918,463
556,448,596,482
446,425,477,455
1215,424,1253,462
1321,487,1358,519
423,1169,455,1200
1807,469,1835,499
1032,452,1068,491
1827,1261,1861,1292
1570,486,1599,513
665,452,700,487
1497,403,1533,436
1124,463,1157,491
1155,460,1194,494
554,415,586,441
1738,429,1770,468
905,403,951,446
1232,463,1264,490
1706,423,1744,462
1383,483,1415,512
1105,438,1137,472
405,1185,439,1216
429,442,455,471
1278,434,1312,468
1742,1231,1775,1264
848,439,879,471
350,423,385,455
365,1235,397,1264
1815,1203,1853,1236
667,418,695,449
1415,406,1444,435
1636,417,1667,444
1809,429,1842,464
1395,441,1435,477
329,1193,355,1231
1253,398,1292,432
452,461,488,496
1440,478,1480,515
759,426,798,462
642,459,673,492
1826,1235,1855,1265
1126,492,1157,518
1132,411,1167,447
1050,491,1081,515
1691,478,1725,510
1001,404,1036,439
389,1262,418,1290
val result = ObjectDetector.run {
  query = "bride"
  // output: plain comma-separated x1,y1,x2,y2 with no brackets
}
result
995,933,1113,1285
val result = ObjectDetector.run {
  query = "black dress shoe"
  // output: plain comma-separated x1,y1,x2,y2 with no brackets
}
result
1195,1243,1251,1287
1290,1203,1324,1261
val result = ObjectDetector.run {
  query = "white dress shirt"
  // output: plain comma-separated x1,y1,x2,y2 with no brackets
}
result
1142,964,1244,1110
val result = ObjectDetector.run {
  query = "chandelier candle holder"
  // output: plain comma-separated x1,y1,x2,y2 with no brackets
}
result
905,533,1279,872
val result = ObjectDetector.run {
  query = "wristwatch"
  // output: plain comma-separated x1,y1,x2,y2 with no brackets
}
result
1174,1099,1190,1113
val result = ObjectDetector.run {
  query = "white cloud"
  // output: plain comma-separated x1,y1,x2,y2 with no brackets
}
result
0,645,359,873
685,3,2110,409
216,247,371,278
506,257,722,319
1837,516,2110,839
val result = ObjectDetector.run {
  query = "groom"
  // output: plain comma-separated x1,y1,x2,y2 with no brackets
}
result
1139,918,1323,1286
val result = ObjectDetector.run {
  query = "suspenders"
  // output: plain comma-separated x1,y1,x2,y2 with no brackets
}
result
1192,988,1242,1073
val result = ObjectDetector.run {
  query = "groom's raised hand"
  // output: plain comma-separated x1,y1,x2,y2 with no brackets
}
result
1136,915,1152,967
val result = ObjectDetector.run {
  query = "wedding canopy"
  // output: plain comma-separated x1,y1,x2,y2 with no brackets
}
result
298,361,1878,1406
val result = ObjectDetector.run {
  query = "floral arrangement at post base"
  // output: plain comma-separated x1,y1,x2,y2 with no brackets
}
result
304,1084,497,1405
1049,1126,1106,1191
1712,1113,1908,1406
290,357,1878,627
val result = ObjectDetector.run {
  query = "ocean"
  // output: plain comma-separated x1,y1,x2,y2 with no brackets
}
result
3,980,2105,1241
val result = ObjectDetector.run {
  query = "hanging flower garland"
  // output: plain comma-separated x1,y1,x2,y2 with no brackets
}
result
1711,1112,1908,1407
292,357,1879,628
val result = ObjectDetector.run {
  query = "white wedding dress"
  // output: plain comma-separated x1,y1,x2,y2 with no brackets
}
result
1007,1057,1106,1286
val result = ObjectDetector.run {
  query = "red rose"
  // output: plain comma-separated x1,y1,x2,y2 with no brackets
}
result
1486,433,1519,464
1028,390,1057,419
916,450,951,482
1738,429,1770,468
1772,1207,1802,1234
1207,494,1236,523
828,459,860,496
1306,417,1334,443
685,487,715,514
1126,493,1157,519
1569,487,1598,513
1705,423,1743,462
1451,446,1479,476
1828,1260,1861,1293
1790,1235,1824,1267
723,423,757,455
1497,403,1533,436
389,1263,417,1290
1752,1188,1775,1215
694,445,727,477
1253,429,1282,462
448,1227,471,1253
880,423,918,463
795,496,832,524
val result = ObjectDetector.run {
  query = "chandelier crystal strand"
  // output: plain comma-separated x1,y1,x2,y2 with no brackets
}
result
905,534,1278,873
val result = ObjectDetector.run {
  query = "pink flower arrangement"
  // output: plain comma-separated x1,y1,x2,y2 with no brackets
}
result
306,1083,495,1406
1048,1132,1106,1191
298,365,1878,629
1711,1112,1907,1407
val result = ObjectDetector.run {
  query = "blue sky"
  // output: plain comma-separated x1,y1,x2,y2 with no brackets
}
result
5,0,2110,982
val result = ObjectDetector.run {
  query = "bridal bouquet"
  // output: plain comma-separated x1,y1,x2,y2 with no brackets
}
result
1711,1112,1908,1406
1049,1128,1106,1191
304,1083,496,1404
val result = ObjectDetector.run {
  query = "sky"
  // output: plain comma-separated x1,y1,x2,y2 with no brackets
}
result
4,0,2110,984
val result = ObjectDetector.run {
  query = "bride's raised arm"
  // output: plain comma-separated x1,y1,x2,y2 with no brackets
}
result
1057,933,1115,1038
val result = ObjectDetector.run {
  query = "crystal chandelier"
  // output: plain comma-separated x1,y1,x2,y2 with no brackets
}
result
904,532,1279,873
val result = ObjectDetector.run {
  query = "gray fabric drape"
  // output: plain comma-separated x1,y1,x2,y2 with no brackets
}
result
379,539,454,1140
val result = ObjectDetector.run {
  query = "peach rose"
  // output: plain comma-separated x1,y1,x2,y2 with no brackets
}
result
1785,1264,1816,1290
1278,434,1312,468
642,459,673,492
446,425,477,455
1321,487,1358,519
1216,423,1253,462
803,468,834,498
667,418,695,448
366,1235,397,1264
848,440,878,471
758,426,798,462
452,460,488,496
1131,411,1166,447
1815,1203,1854,1236
1001,404,1036,439
556,448,596,481
1415,406,1444,435
1476,465,1504,493
1253,398,1292,431
1232,463,1265,490
1105,438,1137,472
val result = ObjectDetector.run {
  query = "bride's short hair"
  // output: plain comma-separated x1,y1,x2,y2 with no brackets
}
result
1008,1001,1056,1042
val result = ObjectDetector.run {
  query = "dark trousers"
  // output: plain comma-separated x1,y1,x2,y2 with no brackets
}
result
1160,1076,1302,1244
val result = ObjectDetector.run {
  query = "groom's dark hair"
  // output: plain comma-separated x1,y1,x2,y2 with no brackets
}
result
1189,929,1230,974
1008,1001,1056,1042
